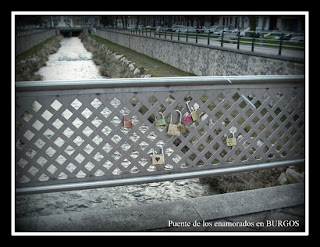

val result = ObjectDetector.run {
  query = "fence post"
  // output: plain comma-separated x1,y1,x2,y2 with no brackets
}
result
251,32,255,52
186,29,188,42
278,33,284,55
237,30,240,49
207,31,210,45
178,29,180,41
196,32,198,43
221,31,224,47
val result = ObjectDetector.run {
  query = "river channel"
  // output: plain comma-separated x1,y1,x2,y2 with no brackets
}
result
16,37,214,218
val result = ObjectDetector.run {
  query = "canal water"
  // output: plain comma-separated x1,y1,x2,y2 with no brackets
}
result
36,37,105,80
16,37,214,218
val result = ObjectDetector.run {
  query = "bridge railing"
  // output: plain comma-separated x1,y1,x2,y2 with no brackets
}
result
15,28,55,38
100,27,304,59
15,75,305,194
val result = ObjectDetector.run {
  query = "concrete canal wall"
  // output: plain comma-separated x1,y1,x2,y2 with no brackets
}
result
95,29,304,76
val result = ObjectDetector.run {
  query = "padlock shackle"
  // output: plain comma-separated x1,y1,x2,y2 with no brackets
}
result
160,145,164,155
175,110,182,124
159,112,164,119
186,101,193,113
153,146,164,155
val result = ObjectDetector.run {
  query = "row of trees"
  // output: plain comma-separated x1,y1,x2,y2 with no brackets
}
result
15,15,260,31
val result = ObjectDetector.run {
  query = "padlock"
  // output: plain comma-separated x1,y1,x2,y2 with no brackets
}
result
155,112,166,127
152,146,165,165
167,113,180,136
176,110,188,133
226,137,237,147
123,115,132,128
186,101,199,121
226,128,237,147
184,112,192,123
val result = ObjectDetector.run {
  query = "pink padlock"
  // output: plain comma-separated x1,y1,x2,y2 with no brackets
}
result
184,113,192,123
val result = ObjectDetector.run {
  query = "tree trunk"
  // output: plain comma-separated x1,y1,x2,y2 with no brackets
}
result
249,16,257,31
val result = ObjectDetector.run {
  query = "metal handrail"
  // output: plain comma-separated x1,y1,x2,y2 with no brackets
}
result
15,75,304,91
100,27,304,58
16,158,304,194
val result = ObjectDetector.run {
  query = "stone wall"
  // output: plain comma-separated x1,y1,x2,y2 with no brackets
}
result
16,29,58,56
96,30,304,76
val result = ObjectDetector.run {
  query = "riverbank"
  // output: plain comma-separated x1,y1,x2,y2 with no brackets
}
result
15,35,63,81
85,33,195,77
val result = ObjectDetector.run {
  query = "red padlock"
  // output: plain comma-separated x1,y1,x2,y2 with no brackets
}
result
123,115,132,128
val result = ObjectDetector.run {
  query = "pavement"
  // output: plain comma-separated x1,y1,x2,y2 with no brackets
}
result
15,183,306,235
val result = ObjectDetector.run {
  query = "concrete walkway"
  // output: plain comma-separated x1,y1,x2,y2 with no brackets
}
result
15,183,306,235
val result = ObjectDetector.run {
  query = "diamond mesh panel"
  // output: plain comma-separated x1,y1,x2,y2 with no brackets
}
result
15,81,305,189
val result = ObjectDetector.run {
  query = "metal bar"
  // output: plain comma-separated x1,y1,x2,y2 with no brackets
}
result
15,75,304,92
252,32,255,52
16,159,304,195
279,33,284,55
237,30,240,49
221,31,224,47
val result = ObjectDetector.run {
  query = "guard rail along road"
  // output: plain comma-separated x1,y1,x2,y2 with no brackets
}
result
15,75,305,194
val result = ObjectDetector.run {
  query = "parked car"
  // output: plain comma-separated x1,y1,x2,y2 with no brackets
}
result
213,25,228,35
290,35,304,42
156,26,169,32
195,26,211,33
208,25,218,33
223,31,238,40
264,32,282,39
240,27,263,37
171,25,186,32
274,33,295,40
274,33,304,41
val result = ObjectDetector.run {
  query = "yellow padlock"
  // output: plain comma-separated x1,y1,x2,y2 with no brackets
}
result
226,137,237,147
176,110,188,133
186,101,199,121
226,128,237,147
167,113,180,136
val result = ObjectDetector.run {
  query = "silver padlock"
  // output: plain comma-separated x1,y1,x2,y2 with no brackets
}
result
186,101,199,121
152,146,165,165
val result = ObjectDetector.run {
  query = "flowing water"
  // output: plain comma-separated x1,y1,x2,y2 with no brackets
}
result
36,37,105,81
16,37,214,218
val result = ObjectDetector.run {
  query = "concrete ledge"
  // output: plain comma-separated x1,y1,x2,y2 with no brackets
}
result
15,183,304,232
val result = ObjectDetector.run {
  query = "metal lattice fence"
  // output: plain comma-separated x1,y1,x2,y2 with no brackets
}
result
15,76,305,194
